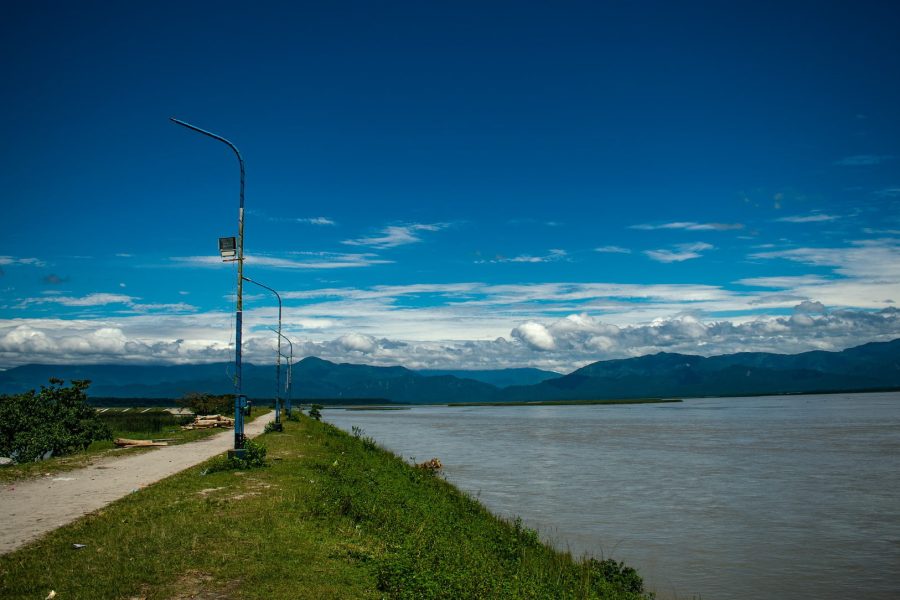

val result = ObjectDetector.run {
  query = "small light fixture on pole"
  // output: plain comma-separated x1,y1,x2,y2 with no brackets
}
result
242,275,284,431
171,117,248,456
218,237,237,260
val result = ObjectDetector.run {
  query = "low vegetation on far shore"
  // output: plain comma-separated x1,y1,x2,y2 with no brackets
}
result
0,414,653,599
446,398,681,407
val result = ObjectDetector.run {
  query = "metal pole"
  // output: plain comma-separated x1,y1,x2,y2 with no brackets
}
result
243,276,282,430
271,329,293,416
170,117,247,451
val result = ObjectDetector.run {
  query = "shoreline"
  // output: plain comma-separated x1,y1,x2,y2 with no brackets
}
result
0,415,653,599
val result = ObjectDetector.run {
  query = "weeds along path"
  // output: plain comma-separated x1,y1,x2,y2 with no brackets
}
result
0,411,275,555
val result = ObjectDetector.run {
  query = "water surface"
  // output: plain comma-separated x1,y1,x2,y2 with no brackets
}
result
326,393,900,600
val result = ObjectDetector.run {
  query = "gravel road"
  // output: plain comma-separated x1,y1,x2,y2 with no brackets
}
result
0,412,275,554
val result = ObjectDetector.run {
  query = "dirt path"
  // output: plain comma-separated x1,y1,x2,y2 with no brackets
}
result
0,412,275,555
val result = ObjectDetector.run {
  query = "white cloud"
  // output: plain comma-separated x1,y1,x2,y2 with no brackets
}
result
776,214,839,223
594,246,631,254
644,242,714,263
794,300,827,314
511,322,556,350
749,239,900,280
296,217,336,226
631,222,743,231
15,293,198,314
19,293,136,308
4,298,899,371
342,223,448,249
737,275,830,288
0,256,46,267
479,249,568,264
5,236,900,370
337,333,377,353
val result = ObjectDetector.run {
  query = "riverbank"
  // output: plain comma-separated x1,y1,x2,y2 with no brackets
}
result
0,415,652,599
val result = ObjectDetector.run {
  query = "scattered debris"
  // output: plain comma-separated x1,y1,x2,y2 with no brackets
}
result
72,543,87,549
52,477,76,482
114,438,169,448
415,457,443,472
46,591,56,600
0,457,13,467
182,414,235,430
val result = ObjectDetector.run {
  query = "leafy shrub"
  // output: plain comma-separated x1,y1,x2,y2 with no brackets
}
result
0,379,112,463
264,421,279,434
178,392,234,416
585,558,647,595
286,411,301,422
309,404,323,421
202,438,268,474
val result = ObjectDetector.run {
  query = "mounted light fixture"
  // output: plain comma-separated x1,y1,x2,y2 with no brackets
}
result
218,236,237,261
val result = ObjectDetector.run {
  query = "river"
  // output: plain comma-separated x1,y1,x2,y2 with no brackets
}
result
324,392,900,600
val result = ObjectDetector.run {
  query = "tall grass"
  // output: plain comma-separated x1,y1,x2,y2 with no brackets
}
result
98,411,193,434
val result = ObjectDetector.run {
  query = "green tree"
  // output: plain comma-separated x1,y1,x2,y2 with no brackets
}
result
177,392,234,415
0,378,112,463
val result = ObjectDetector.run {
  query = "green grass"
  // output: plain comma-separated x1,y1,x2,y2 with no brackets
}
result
0,415,652,599
0,407,270,484
446,398,681,407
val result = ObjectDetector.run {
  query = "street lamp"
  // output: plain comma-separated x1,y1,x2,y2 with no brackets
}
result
170,117,248,455
271,328,294,416
242,275,283,431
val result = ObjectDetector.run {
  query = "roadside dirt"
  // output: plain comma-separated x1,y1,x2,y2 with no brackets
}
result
0,412,274,554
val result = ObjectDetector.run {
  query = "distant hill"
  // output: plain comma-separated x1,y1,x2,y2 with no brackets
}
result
498,339,900,401
0,357,498,404
1,339,898,403
417,367,560,388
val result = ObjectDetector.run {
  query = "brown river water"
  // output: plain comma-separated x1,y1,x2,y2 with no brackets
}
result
325,392,900,600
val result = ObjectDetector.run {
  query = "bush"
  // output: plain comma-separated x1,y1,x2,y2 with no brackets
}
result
309,404,323,421
178,392,234,416
202,438,268,474
0,379,112,463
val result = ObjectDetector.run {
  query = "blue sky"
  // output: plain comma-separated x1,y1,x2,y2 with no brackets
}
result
2,1,899,371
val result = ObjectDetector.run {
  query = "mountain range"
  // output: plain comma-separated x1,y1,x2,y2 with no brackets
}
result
1,339,898,403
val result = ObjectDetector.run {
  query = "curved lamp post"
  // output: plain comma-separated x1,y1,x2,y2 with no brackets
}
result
271,328,294,416
170,117,248,453
242,275,283,430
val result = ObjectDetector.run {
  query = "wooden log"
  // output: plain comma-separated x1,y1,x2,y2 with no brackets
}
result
114,438,168,447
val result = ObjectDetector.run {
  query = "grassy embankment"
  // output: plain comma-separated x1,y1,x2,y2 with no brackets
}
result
0,415,652,599
0,407,270,484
